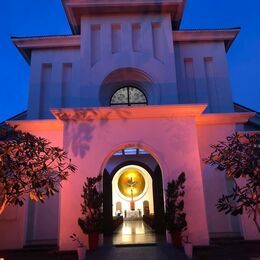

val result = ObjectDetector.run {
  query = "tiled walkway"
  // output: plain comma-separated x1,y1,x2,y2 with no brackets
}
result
112,220,158,245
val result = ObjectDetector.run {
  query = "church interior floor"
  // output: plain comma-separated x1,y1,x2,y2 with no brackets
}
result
112,220,158,245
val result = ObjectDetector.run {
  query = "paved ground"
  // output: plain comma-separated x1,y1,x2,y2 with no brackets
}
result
1,240,260,260
0,244,187,260
85,244,188,260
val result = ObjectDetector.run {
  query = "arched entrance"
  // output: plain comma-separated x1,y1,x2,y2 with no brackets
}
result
102,146,165,244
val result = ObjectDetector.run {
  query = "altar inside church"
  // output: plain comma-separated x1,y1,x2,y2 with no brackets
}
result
112,165,154,223
125,210,142,219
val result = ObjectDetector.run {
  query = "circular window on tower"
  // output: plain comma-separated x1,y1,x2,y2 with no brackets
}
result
110,86,147,106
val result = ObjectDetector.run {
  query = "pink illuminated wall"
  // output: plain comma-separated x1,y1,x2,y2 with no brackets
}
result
59,113,210,249
0,121,63,250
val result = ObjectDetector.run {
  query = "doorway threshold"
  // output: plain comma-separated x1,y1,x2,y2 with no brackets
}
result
115,242,157,247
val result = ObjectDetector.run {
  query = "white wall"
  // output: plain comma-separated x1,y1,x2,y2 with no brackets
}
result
28,11,182,120
0,204,26,249
27,13,178,120
26,194,59,244
3,116,257,250
0,121,63,250
59,116,209,249
197,124,260,239
28,48,80,119
26,18,235,120
238,177,260,240
174,42,234,113
197,124,241,237
79,14,178,107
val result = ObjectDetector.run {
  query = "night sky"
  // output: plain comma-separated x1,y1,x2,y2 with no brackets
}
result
0,0,259,122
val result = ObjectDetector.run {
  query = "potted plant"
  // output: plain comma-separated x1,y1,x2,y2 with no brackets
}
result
70,233,86,260
183,234,193,259
78,174,103,251
165,172,187,247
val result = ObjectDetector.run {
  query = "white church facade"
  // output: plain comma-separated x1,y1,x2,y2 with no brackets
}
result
0,0,258,250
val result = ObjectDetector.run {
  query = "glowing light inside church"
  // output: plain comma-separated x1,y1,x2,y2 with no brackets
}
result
118,169,145,198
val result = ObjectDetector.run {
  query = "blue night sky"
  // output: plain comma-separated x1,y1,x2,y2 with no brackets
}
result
0,0,259,122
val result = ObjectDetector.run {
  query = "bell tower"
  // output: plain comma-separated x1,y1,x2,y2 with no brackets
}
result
62,0,186,106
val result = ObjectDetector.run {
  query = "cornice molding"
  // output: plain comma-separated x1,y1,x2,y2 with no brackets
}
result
173,29,240,51
51,104,207,121
62,0,186,34
196,112,255,125
7,120,63,132
7,108,255,128
12,35,80,64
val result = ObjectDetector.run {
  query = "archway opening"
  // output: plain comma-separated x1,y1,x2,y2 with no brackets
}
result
102,146,165,245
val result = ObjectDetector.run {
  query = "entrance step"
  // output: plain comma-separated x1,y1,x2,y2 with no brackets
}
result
194,240,260,260
23,241,58,251
210,236,244,246
115,242,157,247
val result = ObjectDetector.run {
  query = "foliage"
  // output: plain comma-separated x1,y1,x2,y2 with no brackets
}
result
70,233,84,247
204,132,260,232
0,125,77,214
165,172,187,233
78,174,103,234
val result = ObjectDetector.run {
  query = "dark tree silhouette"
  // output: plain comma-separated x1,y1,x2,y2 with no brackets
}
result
78,174,103,234
165,172,187,232
204,133,260,233
0,125,77,214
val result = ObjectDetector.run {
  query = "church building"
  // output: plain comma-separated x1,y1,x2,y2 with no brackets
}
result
0,0,258,250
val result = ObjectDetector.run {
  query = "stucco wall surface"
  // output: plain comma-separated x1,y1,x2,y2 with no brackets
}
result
28,48,80,119
0,121,63,250
59,116,209,249
174,42,234,113
197,124,260,239
0,204,26,249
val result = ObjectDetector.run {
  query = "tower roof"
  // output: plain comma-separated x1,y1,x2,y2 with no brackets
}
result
61,0,186,34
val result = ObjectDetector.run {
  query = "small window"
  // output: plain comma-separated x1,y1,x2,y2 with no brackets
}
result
110,86,147,106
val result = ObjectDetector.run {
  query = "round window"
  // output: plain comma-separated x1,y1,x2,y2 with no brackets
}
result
110,86,147,106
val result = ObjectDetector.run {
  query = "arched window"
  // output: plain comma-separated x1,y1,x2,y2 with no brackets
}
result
110,86,147,106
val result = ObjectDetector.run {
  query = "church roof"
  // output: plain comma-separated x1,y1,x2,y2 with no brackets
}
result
234,103,260,130
0,111,27,125
61,0,186,34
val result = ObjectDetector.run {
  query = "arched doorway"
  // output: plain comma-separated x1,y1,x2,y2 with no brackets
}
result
102,146,165,244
